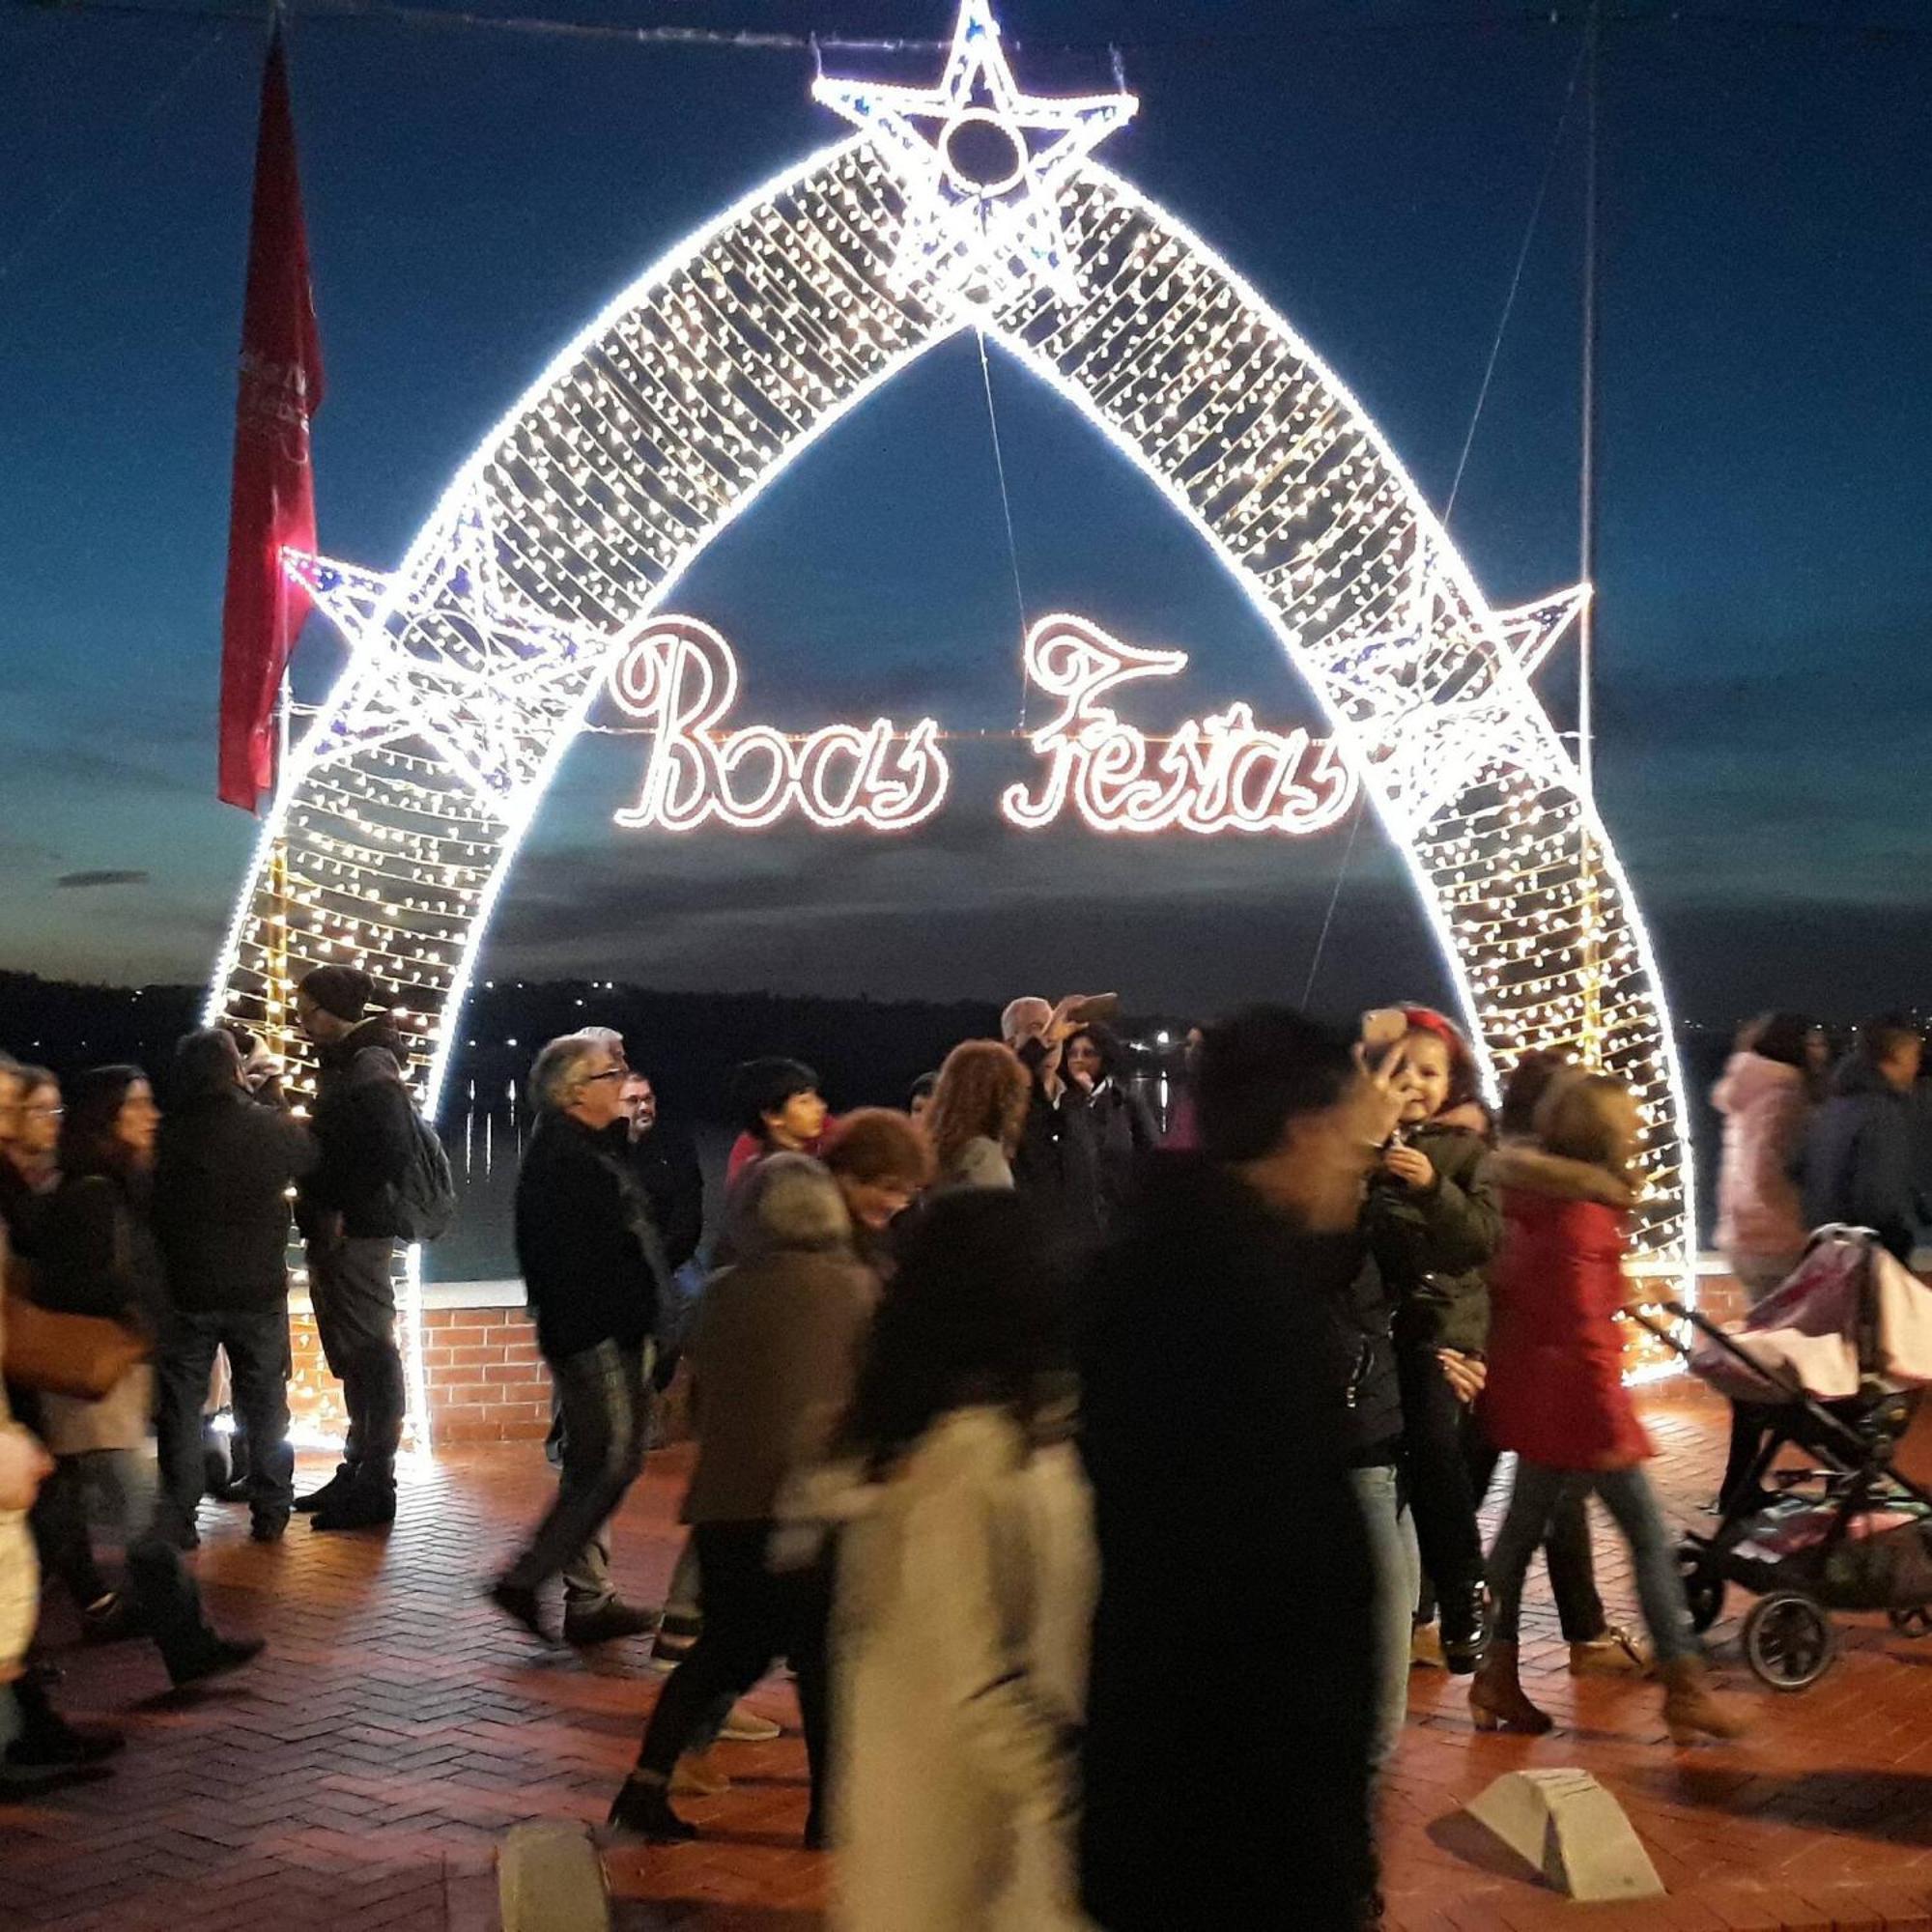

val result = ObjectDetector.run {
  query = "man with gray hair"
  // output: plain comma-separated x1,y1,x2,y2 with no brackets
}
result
489,1031,667,1646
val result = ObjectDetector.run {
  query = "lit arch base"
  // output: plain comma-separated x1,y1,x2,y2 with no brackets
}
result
209,136,1696,1380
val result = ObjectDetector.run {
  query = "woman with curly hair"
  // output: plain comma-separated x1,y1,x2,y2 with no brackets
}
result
924,1041,1031,1192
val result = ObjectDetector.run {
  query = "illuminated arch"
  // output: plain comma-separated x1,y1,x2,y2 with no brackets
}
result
209,135,1696,1425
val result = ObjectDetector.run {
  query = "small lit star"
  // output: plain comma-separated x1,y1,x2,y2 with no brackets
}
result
812,0,1136,308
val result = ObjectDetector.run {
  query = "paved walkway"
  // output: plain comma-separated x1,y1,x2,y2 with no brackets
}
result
4,1386,1931,1930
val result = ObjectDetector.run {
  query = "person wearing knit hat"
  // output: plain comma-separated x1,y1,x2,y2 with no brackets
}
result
298,965,375,1026
293,964,418,1531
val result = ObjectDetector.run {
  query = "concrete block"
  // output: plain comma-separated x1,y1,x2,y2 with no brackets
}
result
1463,1768,1666,1903
498,1820,611,1932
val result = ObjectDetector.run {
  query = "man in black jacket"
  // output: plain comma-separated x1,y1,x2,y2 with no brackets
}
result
294,965,417,1531
152,1030,316,1545
1798,1016,1925,1264
1078,1007,1405,1932
490,1032,667,1646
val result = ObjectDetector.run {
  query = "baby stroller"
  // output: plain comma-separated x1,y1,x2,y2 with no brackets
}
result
1634,1227,1932,1692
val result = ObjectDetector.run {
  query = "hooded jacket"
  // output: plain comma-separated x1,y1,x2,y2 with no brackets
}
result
153,1086,317,1312
1366,1121,1500,1355
297,1014,417,1240
514,1110,666,1361
1077,1151,1378,1926
1798,1057,1922,1265
1712,1050,1811,1264
682,1155,877,1524
1481,1146,1650,1472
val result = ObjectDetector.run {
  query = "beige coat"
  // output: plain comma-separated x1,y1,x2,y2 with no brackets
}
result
830,1407,1097,1932
38,1365,153,1460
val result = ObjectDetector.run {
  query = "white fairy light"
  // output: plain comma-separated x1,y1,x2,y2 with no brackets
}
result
812,0,1136,307
207,3,1694,1414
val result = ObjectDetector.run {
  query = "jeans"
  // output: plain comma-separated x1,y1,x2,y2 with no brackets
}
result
154,1306,296,1534
635,1520,833,1829
503,1339,651,1605
1464,1428,1606,1642
32,1446,221,1674
306,1235,405,1483
1348,1463,1420,1774
1489,1461,1695,1664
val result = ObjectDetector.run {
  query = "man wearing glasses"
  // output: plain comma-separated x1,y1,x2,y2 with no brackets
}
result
490,1033,668,1645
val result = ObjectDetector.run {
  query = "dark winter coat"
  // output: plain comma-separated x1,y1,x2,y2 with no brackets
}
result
1010,1037,1104,1255
682,1156,876,1525
1071,1080,1160,1235
1077,1152,1379,1928
1798,1058,1923,1265
515,1110,667,1361
35,1169,168,1341
297,1015,417,1241
153,1087,317,1312
626,1119,705,1273
0,1155,49,1259
1366,1122,1501,1356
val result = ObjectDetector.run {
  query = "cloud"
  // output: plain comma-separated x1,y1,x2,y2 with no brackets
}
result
54,869,151,890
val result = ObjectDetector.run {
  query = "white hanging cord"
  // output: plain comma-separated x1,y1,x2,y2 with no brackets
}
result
974,328,1034,731
1443,32,1588,529
1301,39,1587,1007
1298,790,1367,1009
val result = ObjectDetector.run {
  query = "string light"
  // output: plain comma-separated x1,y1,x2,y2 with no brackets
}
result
206,0,1695,1426
1001,612,1356,836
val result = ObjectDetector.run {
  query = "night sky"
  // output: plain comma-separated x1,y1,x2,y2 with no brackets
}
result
2,0,1926,1026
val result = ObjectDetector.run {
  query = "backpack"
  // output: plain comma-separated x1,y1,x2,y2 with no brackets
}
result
393,1110,458,1242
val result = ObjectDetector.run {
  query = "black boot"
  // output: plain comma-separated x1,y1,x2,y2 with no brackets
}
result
294,1463,355,1514
1438,1577,1493,1676
607,1775,696,1841
4,1675,124,1771
311,1467,396,1533
165,1634,266,1690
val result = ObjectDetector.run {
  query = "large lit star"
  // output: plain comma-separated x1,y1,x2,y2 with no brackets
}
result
284,492,612,819
1310,544,1587,833
812,0,1136,308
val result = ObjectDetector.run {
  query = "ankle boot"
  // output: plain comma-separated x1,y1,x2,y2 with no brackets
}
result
1660,1655,1748,1746
1438,1578,1493,1676
1469,1640,1552,1735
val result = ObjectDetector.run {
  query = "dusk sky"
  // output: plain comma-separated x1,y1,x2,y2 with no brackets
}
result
2,0,1926,1025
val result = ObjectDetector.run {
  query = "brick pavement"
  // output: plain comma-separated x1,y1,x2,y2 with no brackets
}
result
3,1387,1930,1930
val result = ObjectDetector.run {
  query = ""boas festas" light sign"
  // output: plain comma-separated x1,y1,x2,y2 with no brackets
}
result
608,611,1358,838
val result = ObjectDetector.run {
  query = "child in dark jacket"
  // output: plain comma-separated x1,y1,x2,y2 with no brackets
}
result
1366,1008,1500,1673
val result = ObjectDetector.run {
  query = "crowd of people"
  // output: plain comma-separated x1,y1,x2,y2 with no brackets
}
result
0,965,1926,1928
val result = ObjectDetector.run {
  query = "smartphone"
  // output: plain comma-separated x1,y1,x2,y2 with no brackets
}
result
1067,993,1121,1026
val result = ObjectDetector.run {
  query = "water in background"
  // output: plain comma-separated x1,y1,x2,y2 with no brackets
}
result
429,1063,1722,1285
427,1074,1170,1283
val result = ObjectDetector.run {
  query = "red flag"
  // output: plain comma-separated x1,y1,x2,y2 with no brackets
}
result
218,22,323,811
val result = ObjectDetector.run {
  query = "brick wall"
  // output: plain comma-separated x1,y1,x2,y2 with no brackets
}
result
284,1295,554,1447
419,1305,553,1444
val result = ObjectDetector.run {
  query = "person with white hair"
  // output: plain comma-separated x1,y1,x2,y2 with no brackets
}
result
489,1032,668,1647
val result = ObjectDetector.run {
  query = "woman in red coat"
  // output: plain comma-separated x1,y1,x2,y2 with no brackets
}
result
1472,1074,1747,1746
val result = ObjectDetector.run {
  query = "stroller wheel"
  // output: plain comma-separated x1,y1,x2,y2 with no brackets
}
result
1742,1593,1834,1691
1678,1542,1725,1634
1888,1605,1932,1639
